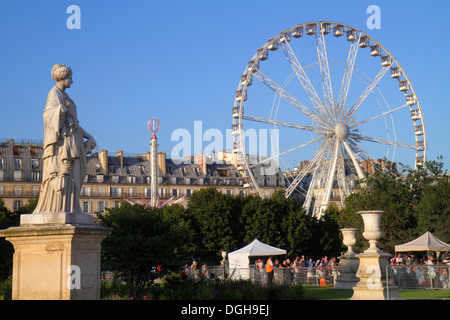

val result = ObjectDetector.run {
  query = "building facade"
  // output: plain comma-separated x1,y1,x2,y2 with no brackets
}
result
0,139,285,217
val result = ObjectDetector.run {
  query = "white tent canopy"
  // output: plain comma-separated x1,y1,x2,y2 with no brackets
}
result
395,231,450,252
228,239,286,279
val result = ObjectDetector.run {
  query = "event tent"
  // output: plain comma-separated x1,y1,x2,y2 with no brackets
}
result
394,231,450,252
228,239,286,279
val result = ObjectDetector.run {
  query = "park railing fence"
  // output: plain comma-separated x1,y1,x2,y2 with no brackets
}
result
387,264,450,290
185,264,339,287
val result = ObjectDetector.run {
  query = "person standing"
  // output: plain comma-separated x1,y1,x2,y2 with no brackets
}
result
266,256,274,284
427,255,436,288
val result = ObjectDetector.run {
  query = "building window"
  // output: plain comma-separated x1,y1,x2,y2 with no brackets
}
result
97,201,105,213
114,201,121,208
13,170,22,181
14,186,22,196
14,158,22,170
129,187,135,197
14,200,22,212
218,169,227,177
32,186,40,196
83,201,90,213
31,171,40,181
111,187,122,197
30,147,37,156
159,188,167,197
226,190,232,196
81,187,92,197
31,159,39,170
0,186,4,196
172,189,178,197
186,189,192,197
13,146,20,156
263,175,269,187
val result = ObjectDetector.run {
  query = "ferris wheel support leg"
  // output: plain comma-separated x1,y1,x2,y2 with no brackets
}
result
317,141,339,220
342,140,366,184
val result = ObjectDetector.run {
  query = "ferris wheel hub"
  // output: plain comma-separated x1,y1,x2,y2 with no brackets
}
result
335,122,350,140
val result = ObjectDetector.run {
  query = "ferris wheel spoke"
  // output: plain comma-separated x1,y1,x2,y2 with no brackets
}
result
285,138,332,197
349,104,408,129
336,39,360,122
336,144,351,200
349,141,396,173
248,135,327,169
279,41,333,124
252,69,329,127
342,140,365,181
315,31,336,122
351,134,418,150
307,142,335,217
241,114,330,134
343,66,390,122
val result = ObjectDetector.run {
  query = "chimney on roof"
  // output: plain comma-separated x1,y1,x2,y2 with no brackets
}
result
158,152,166,175
99,149,108,174
116,150,123,169
194,154,207,175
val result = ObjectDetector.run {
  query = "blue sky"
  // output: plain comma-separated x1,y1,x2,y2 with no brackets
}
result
0,0,449,171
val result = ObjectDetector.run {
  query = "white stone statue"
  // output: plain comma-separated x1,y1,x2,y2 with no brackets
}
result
33,64,96,215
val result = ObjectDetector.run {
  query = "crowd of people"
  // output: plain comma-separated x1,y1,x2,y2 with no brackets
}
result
389,252,450,289
181,251,450,288
252,255,339,285
390,251,450,266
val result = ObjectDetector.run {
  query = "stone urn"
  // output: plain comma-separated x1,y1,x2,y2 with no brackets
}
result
335,228,360,290
358,210,384,253
341,228,358,257
221,250,227,265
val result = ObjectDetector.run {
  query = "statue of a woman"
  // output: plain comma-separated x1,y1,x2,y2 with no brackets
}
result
33,64,96,214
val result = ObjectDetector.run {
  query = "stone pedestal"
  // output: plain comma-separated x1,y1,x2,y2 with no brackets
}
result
335,228,359,289
350,211,401,300
350,251,400,300
20,212,94,226
335,253,360,289
0,214,110,300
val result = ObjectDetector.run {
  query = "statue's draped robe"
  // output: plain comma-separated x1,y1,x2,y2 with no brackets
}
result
33,86,87,214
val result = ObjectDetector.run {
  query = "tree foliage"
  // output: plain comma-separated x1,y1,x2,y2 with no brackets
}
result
0,199,19,282
187,188,342,260
97,202,192,288
340,159,450,253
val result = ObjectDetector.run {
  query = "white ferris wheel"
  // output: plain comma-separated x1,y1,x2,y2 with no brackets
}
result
231,21,427,219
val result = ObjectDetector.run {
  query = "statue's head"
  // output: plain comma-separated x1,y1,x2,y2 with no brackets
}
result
51,64,72,82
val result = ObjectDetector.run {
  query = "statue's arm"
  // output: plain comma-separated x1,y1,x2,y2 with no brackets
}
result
81,127,96,154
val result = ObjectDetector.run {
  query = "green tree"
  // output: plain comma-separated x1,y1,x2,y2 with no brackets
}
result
317,204,344,257
16,197,38,214
187,188,245,260
415,174,450,241
98,202,191,290
0,198,19,281
340,159,449,253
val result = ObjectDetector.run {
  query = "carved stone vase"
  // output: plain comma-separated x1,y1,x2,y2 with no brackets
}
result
359,210,384,253
341,228,358,257
350,210,401,299
335,228,359,289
